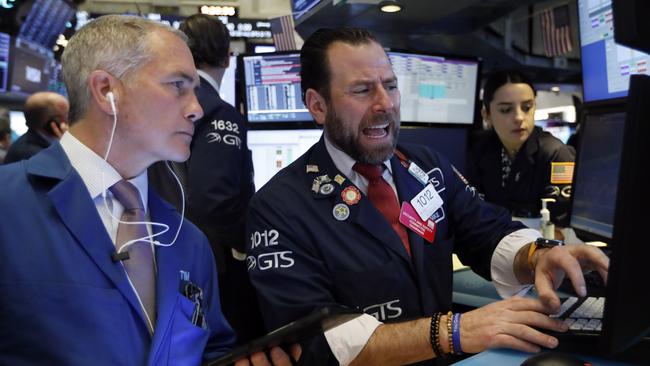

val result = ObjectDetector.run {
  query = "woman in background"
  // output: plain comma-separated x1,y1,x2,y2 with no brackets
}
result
466,70,575,228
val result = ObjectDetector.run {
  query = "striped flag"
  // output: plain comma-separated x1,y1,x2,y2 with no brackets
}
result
540,5,573,57
270,15,297,51
550,162,574,184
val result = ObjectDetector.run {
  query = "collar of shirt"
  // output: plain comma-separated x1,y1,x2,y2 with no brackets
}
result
323,134,396,196
197,69,220,94
59,131,149,211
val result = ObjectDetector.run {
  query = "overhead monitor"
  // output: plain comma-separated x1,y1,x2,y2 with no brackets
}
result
387,50,480,125
578,0,650,103
569,107,625,241
240,52,312,126
291,0,321,20
248,129,322,190
9,38,53,95
0,32,9,93
18,0,75,48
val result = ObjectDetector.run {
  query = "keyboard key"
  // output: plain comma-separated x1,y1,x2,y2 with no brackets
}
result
553,297,578,318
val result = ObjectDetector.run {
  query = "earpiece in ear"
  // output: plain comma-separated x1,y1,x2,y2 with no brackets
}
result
107,91,116,115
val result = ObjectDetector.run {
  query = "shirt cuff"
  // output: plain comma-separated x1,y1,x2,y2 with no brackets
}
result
324,313,382,366
491,228,540,298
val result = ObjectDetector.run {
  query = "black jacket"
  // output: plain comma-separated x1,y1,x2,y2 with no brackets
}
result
466,126,575,226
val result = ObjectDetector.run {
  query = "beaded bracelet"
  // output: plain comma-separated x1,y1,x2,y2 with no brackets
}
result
430,312,445,358
452,313,463,355
446,311,453,355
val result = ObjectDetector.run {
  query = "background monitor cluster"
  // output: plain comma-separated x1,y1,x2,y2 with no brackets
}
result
18,0,75,49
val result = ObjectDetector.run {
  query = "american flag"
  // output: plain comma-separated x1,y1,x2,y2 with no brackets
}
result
540,5,573,57
550,162,574,184
271,15,297,51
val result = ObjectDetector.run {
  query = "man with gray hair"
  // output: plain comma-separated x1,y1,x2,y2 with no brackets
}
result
0,15,298,365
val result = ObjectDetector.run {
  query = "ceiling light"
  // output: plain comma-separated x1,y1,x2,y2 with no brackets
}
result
379,0,403,13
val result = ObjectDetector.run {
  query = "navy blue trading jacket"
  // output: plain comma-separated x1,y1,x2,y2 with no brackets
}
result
246,137,524,365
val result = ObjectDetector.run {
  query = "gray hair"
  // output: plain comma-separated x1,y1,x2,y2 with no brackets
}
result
61,14,187,122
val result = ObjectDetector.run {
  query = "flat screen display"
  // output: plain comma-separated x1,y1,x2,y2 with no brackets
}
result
9,38,53,95
578,0,650,102
570,110,625,240
248,129,322,190
387,51,479,124
241,52,311,124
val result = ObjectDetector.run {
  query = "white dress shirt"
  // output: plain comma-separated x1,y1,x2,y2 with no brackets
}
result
59,132,152,247
322,135,538,365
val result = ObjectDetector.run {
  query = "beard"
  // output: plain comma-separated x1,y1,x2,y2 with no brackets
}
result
324,104,400,165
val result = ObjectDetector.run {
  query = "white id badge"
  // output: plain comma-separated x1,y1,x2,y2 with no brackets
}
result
410,183,443,221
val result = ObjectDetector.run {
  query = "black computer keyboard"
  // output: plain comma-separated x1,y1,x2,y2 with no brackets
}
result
552,296,604,334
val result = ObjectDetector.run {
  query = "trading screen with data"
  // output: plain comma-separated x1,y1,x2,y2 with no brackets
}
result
241,52,311,124
578,0,649,102
387,51,479,124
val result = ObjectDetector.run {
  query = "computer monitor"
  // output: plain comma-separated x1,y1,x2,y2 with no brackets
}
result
17,0,75,48
601,74,650,357
387,50,480,125
569,107,626,242
578,0,650,103
240,52,312,126
0,32,9,93
248,129,322,190
9,38,53,95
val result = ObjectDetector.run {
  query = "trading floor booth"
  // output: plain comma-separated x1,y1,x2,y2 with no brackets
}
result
453,0,650,363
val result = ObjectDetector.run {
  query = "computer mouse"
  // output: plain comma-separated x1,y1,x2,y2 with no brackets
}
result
520,351,591,366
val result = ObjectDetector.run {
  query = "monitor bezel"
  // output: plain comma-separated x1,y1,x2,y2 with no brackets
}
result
237,50,317,130
567,101,626,244
385,48,482,129
601,74,650,357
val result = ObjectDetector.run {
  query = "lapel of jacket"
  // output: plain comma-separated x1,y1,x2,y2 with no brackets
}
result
391,150,428,282
309,139,412,265
27,144,146,323
147,191,183,358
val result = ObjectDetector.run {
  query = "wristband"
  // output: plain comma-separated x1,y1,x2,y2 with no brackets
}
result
527,242,538,273
452,313,463,355
430,312,445,358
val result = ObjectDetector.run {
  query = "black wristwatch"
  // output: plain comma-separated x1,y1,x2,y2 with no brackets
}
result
535,238,565,248
528,238,564,271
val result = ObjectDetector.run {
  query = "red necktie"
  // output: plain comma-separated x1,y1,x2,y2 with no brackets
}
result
110,179,157,333
353,163,410,256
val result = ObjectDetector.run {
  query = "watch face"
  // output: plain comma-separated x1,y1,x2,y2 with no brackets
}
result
535,238,565,248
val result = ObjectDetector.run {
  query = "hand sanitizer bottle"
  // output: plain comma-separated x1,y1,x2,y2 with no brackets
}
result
540,198,556,239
